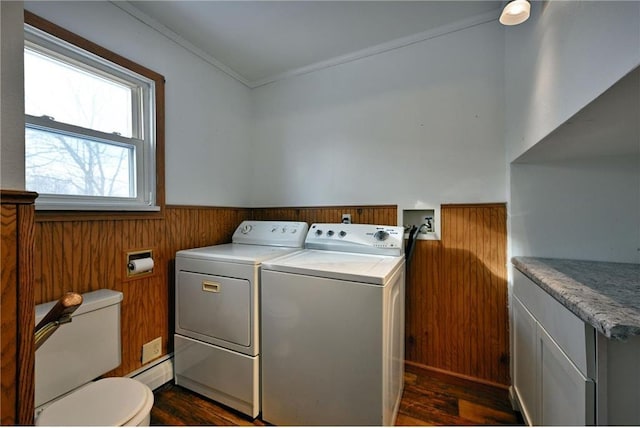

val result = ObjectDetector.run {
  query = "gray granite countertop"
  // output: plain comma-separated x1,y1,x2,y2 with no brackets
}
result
512,257,640,341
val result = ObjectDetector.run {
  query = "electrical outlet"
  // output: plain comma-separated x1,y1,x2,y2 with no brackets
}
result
141,337,162,365
341,213,351,224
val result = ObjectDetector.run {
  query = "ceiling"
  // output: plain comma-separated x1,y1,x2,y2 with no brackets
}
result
119,1,502,87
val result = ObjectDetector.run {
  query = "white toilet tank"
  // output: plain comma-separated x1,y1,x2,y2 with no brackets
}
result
35,289,124,408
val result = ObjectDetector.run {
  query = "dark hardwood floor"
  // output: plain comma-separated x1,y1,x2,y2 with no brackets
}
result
151,363,523,426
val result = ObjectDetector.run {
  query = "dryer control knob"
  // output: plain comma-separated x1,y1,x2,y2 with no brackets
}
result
374,230,389,241
327,230,335,237
339,231,347,238
241,225,252,234
315,229,323,236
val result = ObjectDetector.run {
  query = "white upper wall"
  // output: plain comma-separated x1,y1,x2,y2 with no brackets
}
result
505,1,640,163
510,156,639,263
4,1,638,214
509,68,640,263
250,20,506,209
505,1,640,264
1,2,507,209
22,1,254,207
0,1,25,191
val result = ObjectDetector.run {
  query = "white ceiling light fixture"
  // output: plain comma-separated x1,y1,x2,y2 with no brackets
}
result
499,0,531,26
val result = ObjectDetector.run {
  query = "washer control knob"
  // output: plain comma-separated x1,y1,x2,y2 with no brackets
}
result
374,230,389,241
241,225,252,234
327,230,335,237
281,227,287,233
339,231,347,238
290,228,297,234
315,229,323,236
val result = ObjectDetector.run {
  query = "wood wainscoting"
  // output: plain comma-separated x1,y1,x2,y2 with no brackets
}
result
405,204,509,386
33,206,251,377
1,190,37,425
32,202,508,392
251,205,397,225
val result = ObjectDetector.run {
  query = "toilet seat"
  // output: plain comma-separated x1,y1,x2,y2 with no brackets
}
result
36,377,154,426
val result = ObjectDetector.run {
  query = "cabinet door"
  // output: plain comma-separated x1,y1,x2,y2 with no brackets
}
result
512,296,538,425
539,326,595,426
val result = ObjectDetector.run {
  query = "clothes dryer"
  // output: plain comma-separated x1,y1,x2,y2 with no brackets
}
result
261,223,405,426
174,220,308,418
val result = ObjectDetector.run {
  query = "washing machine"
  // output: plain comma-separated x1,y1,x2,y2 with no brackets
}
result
174,220,308,418
261,223,405,426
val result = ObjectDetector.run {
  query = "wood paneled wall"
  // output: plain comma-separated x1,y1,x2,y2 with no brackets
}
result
32,202,508,389
1,191,37,425
252,205,397,225
33,207,251,377
405,204,509,386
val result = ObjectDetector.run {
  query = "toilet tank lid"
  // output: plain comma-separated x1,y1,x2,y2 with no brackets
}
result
35,289,123,324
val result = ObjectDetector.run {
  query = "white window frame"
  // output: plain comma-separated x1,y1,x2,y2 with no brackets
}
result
24,24,158,211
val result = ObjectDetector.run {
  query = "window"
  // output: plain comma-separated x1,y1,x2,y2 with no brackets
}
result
24,14,164,211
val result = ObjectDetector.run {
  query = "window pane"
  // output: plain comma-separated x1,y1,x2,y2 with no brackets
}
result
25,47,133,137
25,127,136,198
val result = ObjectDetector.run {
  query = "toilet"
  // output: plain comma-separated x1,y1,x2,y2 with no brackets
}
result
35,289,154,426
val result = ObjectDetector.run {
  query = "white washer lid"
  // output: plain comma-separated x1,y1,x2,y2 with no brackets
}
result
37,377,149,426
262,249,405,284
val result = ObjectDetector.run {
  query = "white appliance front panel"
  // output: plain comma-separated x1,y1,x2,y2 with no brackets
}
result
262,249,404,284
261,264,404,426
305,223,404,256
177,271,251,347
261,271,382,426
174,335,259,418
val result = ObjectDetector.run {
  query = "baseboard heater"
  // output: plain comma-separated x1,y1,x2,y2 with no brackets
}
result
128,354,174,391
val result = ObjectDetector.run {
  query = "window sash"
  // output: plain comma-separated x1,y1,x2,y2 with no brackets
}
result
26,114,143,149
25,118,157,211
26,117,139,195
24,23,158,211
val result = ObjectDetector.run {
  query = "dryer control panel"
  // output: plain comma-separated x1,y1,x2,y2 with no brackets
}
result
305,223,404,256
232,221,309,247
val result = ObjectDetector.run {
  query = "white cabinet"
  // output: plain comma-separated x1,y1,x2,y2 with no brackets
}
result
538,326,595,425
512,269,596,426
512,296,537,424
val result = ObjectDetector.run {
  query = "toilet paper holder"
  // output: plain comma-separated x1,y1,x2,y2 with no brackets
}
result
126,249,155,279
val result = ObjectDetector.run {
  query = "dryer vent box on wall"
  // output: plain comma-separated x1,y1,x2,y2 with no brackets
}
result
402,208,440,240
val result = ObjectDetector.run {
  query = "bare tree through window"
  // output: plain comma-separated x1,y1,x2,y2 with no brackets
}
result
26,128,133,197
25,43,136,198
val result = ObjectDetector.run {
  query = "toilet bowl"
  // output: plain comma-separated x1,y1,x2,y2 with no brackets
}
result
36,378,154,426
35,290,155,426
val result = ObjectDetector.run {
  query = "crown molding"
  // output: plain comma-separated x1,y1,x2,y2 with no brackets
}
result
113,2,500,89
111,1,251,88
249,9,501,88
